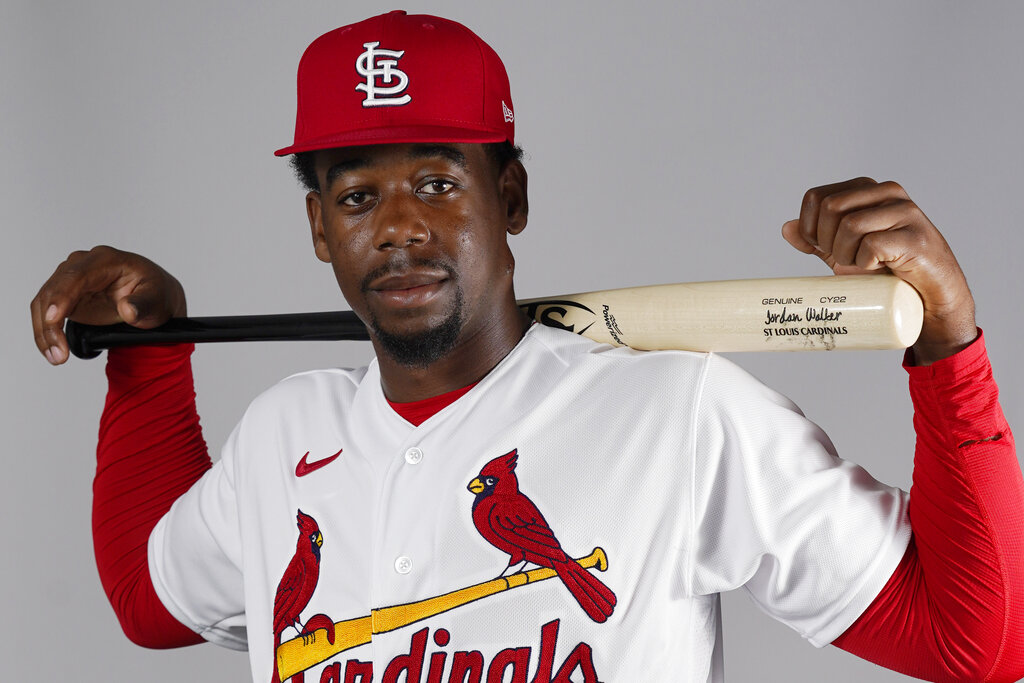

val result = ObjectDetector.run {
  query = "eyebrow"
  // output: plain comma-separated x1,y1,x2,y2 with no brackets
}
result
325,158,370,189
406,144,467,170
323,145,469,190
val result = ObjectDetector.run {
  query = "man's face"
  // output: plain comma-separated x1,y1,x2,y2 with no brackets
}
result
306,143,527,366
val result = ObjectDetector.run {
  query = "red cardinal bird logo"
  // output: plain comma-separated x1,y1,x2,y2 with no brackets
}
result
467,449,616,623
271,510,323,683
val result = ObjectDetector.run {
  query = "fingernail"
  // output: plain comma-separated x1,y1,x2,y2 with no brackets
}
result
45,304,58,322
44,347,56,364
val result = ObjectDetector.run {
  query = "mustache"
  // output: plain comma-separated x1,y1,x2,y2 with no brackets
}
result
359,256,458,293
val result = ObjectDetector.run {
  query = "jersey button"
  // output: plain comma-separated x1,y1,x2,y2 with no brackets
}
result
394,556,413,574
405,447,424,465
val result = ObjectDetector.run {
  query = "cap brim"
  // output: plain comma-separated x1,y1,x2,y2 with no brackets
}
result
274,125,509,156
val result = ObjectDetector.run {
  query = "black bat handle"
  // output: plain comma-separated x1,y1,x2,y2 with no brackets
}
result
65,311,372,359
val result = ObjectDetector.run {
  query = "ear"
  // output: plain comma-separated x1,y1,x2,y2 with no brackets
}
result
499,160,529,236
306,191,331,263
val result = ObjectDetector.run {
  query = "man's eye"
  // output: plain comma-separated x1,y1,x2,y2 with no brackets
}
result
341,191,369,206
421,179,455,195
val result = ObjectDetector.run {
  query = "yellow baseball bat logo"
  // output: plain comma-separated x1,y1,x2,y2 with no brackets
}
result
277,547,609,680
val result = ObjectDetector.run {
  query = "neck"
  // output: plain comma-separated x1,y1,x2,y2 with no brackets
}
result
376,306,531,402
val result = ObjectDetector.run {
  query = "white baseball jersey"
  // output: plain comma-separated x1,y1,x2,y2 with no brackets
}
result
149,324,910,682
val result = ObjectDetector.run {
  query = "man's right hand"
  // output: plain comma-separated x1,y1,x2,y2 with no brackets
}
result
31,246,187,365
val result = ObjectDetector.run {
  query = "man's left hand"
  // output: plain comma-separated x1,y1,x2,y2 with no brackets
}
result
782,177,977,365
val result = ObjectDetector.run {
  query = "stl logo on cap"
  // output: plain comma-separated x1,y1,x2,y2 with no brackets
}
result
354,41,411,107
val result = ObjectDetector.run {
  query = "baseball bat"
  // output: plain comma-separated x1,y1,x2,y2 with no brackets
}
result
64,274,923,357
276,547,609,679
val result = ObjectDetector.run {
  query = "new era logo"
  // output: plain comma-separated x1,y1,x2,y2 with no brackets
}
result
502,100,514,123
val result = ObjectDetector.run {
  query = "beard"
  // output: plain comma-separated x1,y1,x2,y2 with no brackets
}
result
361,258,465,368
369,287,464,367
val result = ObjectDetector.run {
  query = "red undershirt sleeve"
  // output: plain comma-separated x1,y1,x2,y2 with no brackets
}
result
93,344,210,648
833,331,1024,682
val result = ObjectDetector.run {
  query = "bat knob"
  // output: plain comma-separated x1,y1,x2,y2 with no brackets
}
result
65,320,102,359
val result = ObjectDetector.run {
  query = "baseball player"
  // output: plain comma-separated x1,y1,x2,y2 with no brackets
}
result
30,11,1023,683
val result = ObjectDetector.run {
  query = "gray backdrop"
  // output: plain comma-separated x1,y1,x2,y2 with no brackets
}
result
3,1,1022,680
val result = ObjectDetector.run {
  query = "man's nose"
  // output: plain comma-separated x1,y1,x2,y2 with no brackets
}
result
372,193,430,250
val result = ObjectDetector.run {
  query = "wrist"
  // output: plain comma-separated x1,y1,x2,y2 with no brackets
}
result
910,315,978,366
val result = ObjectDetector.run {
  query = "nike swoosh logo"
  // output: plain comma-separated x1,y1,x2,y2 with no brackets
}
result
295,449,343,477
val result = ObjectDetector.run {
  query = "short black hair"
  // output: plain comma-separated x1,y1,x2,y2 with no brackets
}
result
289,141,524,193
483,141,525,179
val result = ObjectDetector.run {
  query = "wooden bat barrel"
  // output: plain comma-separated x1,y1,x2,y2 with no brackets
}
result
518,275,923,352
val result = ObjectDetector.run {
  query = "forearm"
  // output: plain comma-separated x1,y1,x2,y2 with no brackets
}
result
94,344,210,648
835,332,1024,681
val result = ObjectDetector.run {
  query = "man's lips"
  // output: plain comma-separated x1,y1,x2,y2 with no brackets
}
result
370,271,449,291
368,271,450,307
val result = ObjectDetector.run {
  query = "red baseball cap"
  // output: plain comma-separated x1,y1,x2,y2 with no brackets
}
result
275,10,515,156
